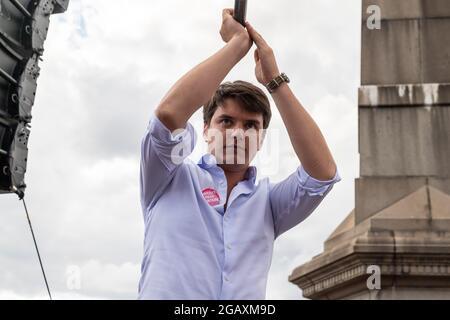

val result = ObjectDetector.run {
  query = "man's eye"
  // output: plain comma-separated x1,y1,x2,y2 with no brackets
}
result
245,123,256,129
221,119,232,125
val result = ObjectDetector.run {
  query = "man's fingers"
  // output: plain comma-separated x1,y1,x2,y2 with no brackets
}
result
222,8,234,20
245,22,268,48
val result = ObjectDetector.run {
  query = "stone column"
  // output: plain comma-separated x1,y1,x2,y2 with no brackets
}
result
289,0,450,300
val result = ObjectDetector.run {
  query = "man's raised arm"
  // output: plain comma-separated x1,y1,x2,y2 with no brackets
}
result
155,9,253,133
246,22,337,181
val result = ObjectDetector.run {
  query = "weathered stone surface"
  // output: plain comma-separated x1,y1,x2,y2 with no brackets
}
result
355,177,450,224
362,19,450,84
421,19,450,83
359,84,450,107
362,0,450,21
362,19,421,85
348,287,450,300
359,107,450,177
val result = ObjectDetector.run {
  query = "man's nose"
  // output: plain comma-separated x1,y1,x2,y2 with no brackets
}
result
229,126,245,141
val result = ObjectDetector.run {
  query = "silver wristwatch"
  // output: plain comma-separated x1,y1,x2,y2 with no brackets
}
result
266,73,290,93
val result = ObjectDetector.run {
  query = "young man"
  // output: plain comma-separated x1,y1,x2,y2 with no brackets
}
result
138,9,341,300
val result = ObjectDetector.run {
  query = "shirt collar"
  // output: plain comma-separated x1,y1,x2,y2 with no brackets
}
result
197,153,257,185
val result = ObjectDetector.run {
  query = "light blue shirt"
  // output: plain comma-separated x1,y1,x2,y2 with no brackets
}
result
138,114,341,300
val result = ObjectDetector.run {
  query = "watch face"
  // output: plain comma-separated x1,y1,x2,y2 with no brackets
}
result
267,74,290,93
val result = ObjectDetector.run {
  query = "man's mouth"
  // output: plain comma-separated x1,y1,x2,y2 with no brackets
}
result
224,145,245,151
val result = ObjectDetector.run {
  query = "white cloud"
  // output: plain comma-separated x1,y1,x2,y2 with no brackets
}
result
67,260,140,298
0,290,108,300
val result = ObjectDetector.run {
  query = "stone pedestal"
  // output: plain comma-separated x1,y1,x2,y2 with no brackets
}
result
289,0,450,300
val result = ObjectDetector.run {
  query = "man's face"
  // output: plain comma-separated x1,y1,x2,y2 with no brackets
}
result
203,98,265,171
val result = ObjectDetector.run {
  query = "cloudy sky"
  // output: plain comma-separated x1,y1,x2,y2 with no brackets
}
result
0,0,361,299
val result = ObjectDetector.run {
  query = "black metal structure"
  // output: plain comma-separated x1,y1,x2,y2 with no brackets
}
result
233,0,247,26
0,0,69,199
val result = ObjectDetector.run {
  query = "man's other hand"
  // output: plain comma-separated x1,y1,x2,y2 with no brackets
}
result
246,22,281,86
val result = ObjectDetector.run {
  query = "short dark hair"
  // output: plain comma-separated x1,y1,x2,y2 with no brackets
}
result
203,81,272,129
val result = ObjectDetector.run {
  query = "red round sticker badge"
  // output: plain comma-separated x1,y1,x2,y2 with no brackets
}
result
202,188,221,206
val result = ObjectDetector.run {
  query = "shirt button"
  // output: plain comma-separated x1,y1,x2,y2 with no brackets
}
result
226,244,232,250
224,276,229,282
